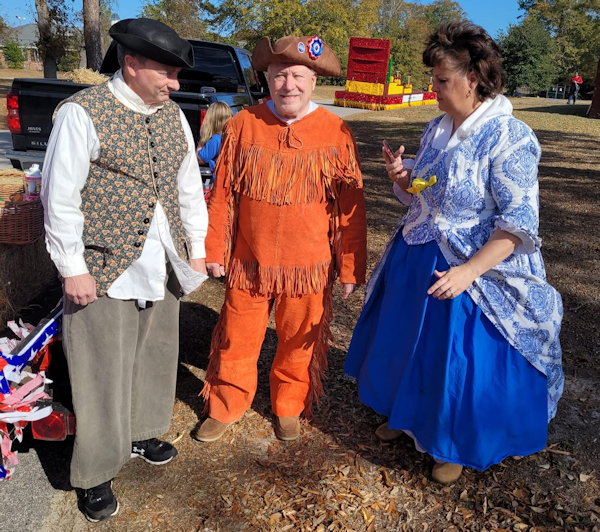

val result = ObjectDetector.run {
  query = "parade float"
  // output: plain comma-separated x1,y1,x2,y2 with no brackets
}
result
334,37,437,111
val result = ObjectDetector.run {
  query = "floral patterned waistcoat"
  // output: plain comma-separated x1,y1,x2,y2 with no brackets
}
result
58,82,190,296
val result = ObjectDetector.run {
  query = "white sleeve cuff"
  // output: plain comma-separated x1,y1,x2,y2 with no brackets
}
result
393,182,413,206
190,240,206,259
495,219,541,255
54,254,89,278
402,158,415,171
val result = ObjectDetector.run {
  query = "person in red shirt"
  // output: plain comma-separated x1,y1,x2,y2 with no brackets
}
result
568,72,583,104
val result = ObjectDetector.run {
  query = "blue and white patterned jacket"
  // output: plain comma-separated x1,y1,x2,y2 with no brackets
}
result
369,96,563,420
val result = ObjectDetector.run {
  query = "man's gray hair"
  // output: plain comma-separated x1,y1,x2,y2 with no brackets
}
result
117,44,145,68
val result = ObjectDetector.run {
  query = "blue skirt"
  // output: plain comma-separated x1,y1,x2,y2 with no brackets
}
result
344,236,548,471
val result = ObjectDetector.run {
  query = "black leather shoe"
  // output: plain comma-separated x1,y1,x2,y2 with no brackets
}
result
131,438,178,465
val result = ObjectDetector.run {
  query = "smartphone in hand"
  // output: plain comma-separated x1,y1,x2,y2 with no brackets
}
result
382,139,395,161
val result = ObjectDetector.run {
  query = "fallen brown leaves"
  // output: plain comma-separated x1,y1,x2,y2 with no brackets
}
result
45,96,600,532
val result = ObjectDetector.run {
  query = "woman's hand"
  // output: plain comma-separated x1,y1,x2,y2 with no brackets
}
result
427,263,477,300
428,229,522,300
383,145,410,191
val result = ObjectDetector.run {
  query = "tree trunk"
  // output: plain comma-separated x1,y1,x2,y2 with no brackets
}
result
589,56,600,119
43,56,58,79
34,0,58,78
83,0,103,71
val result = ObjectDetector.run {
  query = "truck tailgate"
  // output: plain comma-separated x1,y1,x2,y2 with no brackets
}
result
13,79,90,152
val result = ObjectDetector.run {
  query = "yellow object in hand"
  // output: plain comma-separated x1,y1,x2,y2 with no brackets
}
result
407,175,437,194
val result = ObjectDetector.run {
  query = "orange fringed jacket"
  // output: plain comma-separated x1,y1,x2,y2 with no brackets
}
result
206,104,367,296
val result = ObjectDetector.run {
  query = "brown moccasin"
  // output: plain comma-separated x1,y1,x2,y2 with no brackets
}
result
374,422,404,442
275,417,301,441
192,418,230,442
432,462,463,484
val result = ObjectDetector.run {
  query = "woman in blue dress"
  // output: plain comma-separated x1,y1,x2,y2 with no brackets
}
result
344,21,563,484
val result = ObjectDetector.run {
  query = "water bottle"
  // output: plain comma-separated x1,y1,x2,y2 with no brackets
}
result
24,164,42,200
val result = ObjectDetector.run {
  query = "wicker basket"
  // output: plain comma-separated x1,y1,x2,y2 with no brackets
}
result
0,169,25,179
0,196,44,245
0,170,45,244
0,169,42,196
0,171,26,200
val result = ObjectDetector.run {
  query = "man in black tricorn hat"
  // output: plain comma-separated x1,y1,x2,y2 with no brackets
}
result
41,19,208,522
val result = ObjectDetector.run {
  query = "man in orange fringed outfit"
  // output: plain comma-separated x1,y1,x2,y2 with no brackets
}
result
194,35,367,442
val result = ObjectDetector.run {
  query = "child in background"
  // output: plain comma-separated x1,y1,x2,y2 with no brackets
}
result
197,102,234,178
567,72,583,105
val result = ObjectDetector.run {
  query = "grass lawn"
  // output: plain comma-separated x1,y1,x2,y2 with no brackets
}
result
4,81,598,530
313,85,341,100
0,68,48,79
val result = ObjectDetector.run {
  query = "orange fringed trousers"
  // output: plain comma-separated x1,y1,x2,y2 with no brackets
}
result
203,286,331,423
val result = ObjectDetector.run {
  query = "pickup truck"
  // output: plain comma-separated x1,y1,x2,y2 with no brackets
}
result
6,39,270,174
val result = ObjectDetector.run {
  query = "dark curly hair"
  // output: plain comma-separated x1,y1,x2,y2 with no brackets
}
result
423,21,505,101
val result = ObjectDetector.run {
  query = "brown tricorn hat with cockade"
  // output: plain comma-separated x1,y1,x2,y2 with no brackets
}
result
252,36,342,77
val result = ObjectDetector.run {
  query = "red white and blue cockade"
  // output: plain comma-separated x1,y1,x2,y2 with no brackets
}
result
308,37,323,60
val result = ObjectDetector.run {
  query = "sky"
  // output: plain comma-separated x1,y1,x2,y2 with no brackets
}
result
5,0,524,40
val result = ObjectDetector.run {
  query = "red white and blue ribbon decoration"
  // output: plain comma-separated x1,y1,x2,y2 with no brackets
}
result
0,304,62,480
308,37,323,60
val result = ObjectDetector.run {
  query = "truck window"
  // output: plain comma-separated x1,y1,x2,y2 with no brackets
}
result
238,52,268,94
179,47,242,92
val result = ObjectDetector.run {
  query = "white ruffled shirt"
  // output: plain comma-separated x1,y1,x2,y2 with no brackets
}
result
41,70,208,301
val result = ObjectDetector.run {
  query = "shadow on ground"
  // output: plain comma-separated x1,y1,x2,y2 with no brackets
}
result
517,103,590,116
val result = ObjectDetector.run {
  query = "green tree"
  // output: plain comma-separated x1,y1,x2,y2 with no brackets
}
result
34,0,77,78
375,0,466,89
140,0,213,39
517,0,600,90
57,32,83,71
0,15,14,42
209,0,303,45
209,0,379,75
100,0,117,52
305,0,380,81
498,17,557,93
424,0,466,29
3,41,25,69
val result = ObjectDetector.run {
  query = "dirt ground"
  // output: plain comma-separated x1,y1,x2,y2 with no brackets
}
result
13,93,600,531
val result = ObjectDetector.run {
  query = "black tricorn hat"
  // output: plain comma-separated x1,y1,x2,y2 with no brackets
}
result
109,18,194,68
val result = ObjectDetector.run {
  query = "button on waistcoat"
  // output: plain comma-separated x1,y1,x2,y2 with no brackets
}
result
58,82,189,296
